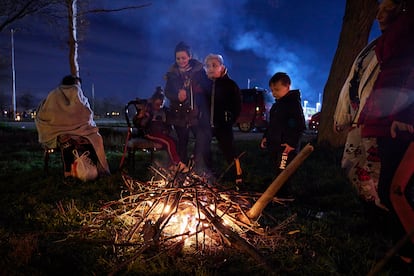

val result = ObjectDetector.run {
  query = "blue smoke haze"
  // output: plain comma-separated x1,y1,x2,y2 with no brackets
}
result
0,0,380,109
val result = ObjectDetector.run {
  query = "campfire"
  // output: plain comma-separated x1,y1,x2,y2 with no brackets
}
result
81,144,313,273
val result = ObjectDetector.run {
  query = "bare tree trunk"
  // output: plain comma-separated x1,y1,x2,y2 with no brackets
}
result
66,0,79,77
317,0,378,147
62,0,147,78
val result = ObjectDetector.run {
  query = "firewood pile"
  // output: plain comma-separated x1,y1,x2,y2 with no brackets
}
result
80,144,313,273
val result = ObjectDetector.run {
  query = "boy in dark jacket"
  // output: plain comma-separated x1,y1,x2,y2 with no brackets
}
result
260,72,306,194
204,54,243,183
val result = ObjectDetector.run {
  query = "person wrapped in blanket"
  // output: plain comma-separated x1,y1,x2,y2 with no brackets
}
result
35,75,110,179
135,87,188,172
357,0,414,264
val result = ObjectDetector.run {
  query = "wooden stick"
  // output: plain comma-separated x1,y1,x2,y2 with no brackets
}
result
217,151,246,183
367,227,414,276
242,143,314,223
390,142,414,243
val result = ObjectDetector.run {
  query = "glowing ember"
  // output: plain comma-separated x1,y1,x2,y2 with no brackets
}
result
81,165,294,273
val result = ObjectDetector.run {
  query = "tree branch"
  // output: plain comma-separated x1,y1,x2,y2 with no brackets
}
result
81,3,152,16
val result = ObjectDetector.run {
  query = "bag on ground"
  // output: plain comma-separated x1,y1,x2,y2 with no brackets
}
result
71,149,98,182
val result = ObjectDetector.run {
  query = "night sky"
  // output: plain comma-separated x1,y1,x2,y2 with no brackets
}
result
0,0,381,110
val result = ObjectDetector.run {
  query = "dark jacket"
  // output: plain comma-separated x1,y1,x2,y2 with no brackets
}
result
263,89,306,150
164,59,210,127
209,71,241,128
358,3,414,140
135,102,170,136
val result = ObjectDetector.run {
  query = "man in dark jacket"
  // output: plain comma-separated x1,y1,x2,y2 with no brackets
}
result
260,72,306,193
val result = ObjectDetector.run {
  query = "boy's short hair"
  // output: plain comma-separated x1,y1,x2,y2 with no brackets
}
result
269,72,291,86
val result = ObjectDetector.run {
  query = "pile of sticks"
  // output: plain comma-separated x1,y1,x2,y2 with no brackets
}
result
81,144,314,273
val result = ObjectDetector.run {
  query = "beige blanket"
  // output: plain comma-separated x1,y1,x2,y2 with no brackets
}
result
35,84,110,174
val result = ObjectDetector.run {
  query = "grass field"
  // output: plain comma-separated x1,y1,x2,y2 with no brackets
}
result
0,124,412,275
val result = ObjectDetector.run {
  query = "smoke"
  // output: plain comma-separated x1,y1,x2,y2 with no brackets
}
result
231,30,315,97
101,0,332,105
3,0,343,106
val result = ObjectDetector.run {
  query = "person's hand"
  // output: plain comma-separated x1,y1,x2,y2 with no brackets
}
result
281,143,294,154
334,122,349,133
260,138,267,149
178,89,187,102
390,121,414,138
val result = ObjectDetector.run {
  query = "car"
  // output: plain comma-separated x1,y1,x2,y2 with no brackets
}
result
308,111,321,132
236,88,269,132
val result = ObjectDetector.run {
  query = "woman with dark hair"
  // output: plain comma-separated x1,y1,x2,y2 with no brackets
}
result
164,41,211,170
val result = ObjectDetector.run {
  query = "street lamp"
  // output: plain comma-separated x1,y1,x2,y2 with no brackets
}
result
11,28,16,121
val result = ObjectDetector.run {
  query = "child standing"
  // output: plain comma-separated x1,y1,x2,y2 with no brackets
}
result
260,72,306,194
204,53,243,184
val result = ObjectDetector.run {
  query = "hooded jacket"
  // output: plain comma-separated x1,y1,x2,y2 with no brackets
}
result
263,89,306,150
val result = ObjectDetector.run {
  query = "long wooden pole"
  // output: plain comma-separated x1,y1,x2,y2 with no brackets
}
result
243,143,314,223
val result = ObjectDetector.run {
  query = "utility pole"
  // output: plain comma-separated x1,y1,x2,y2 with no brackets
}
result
11,28,16,120
91,83,95,111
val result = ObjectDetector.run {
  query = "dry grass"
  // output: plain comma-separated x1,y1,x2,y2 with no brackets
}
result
0,124,413,275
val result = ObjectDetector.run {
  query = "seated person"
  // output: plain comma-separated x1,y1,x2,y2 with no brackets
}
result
135,87,188,172
35,75,110,178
